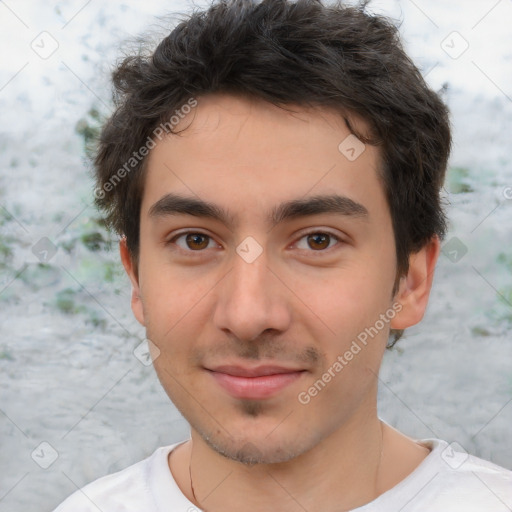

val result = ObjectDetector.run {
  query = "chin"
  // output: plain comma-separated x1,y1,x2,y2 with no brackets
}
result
194,417,321,466
205,435,306,465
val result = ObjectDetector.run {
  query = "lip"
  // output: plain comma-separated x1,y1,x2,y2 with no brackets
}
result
206,365,306,400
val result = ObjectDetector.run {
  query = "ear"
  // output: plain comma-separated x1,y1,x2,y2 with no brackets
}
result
390,235,440,330
119,237,146,326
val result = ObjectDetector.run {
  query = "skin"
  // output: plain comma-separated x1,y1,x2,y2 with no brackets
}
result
121,92,440,511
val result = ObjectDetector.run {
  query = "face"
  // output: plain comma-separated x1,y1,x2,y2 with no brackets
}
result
125,93,405,464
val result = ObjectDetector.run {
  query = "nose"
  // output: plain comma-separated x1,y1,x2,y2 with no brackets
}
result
212,248,292,342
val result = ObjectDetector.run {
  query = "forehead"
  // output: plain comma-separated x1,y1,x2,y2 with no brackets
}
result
141,93,388,224
165,92,373,152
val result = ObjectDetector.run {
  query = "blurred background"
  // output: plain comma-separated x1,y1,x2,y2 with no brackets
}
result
0,0,511,510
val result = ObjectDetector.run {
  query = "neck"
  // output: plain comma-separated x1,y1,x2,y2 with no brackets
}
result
186,412,386,512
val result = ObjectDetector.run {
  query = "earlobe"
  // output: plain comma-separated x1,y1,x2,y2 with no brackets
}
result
119,237,146,327
390,235,441,330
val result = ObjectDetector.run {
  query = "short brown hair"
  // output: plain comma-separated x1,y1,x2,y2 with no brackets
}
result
94,0,451,347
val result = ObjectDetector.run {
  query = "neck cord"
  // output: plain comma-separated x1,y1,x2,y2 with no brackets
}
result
189,454,200,509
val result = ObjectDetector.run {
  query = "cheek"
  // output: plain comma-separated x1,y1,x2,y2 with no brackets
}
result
299,264,391,330
137,256,219,353
138,240,196,315
289,265,394,379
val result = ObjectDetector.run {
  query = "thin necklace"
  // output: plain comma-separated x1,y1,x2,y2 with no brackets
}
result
189,423,384,510
189,452,201,510
374,420,385,496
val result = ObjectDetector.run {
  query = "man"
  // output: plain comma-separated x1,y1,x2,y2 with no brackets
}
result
55,0,512,510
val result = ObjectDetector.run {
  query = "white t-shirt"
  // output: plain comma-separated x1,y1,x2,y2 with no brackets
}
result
54,438,512,511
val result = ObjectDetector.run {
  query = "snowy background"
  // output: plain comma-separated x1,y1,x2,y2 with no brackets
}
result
0,0,511,510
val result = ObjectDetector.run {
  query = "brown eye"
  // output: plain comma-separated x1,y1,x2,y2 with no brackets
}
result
185,233,210,250
294,231,342,252
307,233,331,250
170,232,215,251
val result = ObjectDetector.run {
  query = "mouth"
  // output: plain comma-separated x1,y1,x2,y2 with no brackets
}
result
205,364,307,400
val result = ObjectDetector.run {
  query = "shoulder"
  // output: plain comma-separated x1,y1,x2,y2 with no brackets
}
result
413,439,512,511
52,445,177,512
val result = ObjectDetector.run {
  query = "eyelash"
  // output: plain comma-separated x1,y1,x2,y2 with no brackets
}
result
166,230,344,255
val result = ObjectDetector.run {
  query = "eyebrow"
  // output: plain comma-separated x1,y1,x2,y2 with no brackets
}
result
148,193,369,228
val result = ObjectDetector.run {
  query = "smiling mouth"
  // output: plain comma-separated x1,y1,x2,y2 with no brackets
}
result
206,365,307,400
